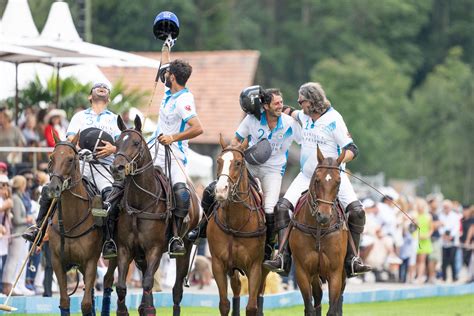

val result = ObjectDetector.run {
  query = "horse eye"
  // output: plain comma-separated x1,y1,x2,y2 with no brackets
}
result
235,161,242,167
133,141,140,146
68,157,74,163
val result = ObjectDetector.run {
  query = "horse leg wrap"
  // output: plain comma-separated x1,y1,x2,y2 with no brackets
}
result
101,287,113,316
59,307,70,316
173,305,181,316
257,296,264,316
232,297,240,316
140,306,156,316
304,308,317,316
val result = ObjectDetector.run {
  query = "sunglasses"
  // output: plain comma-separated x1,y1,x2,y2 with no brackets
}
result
90,83,110,93
1,183,8,187
297,99,309,105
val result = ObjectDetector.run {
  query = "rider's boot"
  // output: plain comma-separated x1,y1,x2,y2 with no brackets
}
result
101,182,124,259
345,201,372,278
262,198,293,276
186,181,216,243
169,182,190,258
22,187,53,244
264,213,276,261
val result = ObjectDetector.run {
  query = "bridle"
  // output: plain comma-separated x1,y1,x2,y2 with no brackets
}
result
115,129,154,176
49,142,83,195
307,164,340,220
217,147,251,204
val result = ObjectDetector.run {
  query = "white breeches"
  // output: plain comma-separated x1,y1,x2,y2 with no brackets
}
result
81,161,114,192
247,165,282,214
154,155,187,185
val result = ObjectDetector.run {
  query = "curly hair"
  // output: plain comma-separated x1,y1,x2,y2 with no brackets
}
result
298,82,330,114
169,59,193,86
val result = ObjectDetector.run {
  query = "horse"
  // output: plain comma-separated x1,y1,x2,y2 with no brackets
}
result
109,115,200,316
207,135,269,316
289,147,348,316
47,132,116,316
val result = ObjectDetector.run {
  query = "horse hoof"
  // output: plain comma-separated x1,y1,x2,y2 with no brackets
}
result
173,305,180,316
116,311,129,316
139,306,156,316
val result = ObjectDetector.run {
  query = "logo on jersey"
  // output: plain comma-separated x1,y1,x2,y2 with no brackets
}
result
184,105,192,111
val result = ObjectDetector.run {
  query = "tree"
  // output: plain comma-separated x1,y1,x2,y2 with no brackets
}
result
408,47,473,203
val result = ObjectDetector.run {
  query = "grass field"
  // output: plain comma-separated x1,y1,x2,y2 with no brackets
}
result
14,294,472,315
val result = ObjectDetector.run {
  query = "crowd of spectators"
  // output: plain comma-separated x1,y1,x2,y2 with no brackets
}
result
0,105,473,296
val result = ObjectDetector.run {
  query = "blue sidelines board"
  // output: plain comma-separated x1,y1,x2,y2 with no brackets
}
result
2,283,473,314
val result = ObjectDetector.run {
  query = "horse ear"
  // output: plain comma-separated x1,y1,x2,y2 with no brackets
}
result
134,115,142,132
219,133,227,149
52,129,61,145
71,130,79,146
336,149,346,166
240,138,249,150
317,145,324,164
117,115,127,131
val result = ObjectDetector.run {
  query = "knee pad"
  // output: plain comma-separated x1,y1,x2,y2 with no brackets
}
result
346,201,366,234
173,182,190,218
201,180,217,212
274,198,293,231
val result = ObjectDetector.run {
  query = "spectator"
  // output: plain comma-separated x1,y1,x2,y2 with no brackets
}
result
0,107,26,166
0,174,13,293
2,176,34,295
414,198,433,283
439,199,461,282
427,195,443,283
0,162,8,177
21,115,41,145
44,109,67,147
460,205,474,268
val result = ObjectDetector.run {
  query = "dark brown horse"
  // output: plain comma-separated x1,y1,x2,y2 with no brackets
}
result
289,147,348,316
207,135,269,316
110,115,200,316
47,133,115,316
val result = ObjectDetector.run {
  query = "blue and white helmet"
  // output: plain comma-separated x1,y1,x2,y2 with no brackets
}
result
153,11,180,40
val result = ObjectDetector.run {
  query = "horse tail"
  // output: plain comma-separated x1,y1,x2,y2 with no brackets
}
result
67,270,80,296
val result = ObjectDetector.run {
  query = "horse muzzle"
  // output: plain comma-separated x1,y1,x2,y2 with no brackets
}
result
316,211,331,226
110,164,126,181
47,181,62,199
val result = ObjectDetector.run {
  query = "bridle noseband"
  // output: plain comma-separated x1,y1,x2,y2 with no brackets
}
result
49,142,81,192
217,147,248,203
308,164,340,219
115,129,153,176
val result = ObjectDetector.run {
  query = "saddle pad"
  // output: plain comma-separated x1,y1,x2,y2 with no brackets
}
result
294,190,309,216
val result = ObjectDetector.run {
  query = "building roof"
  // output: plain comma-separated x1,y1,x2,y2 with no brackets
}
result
100,50,260,144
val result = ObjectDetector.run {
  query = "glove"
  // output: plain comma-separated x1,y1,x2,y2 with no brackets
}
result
78,149,94,162
158,63,170,83
163,34,176,49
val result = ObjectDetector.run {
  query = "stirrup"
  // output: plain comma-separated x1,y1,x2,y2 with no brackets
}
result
102,239,117,259
168,236,185,257
264,253,285,273
186,227,201,244
92,201,109,217
348,256,371,277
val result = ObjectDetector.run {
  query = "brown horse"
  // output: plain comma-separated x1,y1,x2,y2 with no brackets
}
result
207,136,269,316
47,133,115,316
110,115,200,316
289,147,348,316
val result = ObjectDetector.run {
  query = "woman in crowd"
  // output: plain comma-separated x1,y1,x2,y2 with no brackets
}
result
2,176,35,296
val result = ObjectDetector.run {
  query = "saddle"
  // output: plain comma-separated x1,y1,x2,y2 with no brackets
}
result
247,171,264,217
293,190,345,220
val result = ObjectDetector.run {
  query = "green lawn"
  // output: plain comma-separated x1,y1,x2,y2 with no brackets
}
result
15,294,474,315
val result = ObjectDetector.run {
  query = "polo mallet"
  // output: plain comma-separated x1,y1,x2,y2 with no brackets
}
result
142,11,180,129
0,198,57,312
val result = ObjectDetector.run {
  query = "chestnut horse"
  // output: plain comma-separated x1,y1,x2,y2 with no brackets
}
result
109,115,200,316
47,133,115,316
207,136,269,316
289,147,348,316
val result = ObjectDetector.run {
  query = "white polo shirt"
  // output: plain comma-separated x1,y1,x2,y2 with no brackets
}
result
66,108,121,165
150,88,197,164
296,107,353,178
236,112,300,175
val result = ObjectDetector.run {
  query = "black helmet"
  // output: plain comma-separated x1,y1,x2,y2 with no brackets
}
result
79,128,115,153
240,85,271,120
244,138,272,165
